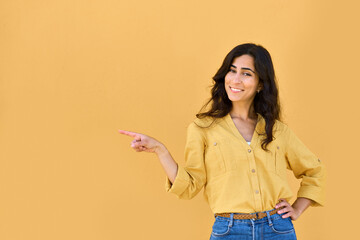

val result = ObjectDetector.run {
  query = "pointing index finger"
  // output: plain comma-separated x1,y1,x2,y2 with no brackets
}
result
118,130,141,140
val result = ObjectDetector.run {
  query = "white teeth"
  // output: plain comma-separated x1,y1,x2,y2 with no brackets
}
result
230,87,242,92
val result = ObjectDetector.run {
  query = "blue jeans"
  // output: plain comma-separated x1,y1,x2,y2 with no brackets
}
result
209,208,297,240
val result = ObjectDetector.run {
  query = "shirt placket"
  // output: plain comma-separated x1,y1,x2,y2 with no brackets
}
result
246,146,263,212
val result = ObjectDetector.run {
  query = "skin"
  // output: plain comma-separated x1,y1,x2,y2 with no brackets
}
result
118,54,313,220
276,197,313,220
117,130,178,183
224,54,262,142
225,54,262,122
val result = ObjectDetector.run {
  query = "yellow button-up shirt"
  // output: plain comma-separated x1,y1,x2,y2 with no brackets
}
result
165,113,326,214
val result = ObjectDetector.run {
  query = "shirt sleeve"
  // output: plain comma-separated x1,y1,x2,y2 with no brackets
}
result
285,126,327,207
164,121,207,200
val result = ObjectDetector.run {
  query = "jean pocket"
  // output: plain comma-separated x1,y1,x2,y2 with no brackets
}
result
211,217,232,237
270,216,295,234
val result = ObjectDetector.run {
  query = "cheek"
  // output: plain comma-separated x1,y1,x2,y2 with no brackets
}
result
224,75,230,85
244,78,259,88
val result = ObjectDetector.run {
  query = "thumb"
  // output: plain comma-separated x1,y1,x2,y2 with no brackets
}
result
134,134,142,142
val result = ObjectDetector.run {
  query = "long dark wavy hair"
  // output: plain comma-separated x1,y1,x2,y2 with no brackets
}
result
196,43,281,151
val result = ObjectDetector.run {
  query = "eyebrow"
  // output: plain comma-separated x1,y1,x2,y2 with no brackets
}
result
230,64,256,74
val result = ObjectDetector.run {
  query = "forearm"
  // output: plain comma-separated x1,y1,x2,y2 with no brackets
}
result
155,143,178,184
292,197,313,216
276,197,314,220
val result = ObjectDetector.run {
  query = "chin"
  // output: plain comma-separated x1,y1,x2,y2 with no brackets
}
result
227,95,239,101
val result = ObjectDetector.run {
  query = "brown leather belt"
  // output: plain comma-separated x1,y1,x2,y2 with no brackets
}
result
214,207,284,220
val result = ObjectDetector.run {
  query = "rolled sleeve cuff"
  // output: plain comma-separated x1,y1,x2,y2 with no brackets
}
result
165,166,189,197
297,186,325,207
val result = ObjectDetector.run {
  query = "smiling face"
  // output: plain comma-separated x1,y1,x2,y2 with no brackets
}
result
224,54,262,104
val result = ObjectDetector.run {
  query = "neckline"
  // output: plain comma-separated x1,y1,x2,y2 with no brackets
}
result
225,112,263,147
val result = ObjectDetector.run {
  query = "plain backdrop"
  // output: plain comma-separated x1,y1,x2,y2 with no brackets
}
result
1,0,359,239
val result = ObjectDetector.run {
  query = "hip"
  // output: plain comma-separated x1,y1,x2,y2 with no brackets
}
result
210,208,297,240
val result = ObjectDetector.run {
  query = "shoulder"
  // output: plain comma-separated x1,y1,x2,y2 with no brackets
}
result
192,115,218,128
274,119,288,130
272,119,291,138
185,115,219,139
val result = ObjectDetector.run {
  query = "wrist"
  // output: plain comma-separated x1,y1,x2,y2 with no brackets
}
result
154,143,167,155
292,205,302,216
291,197,312,217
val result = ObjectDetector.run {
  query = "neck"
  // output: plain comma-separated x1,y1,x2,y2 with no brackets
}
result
229,101,257,121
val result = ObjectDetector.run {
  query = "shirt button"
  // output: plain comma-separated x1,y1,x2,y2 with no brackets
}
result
255,190,259,194
213,142,217,146
318,158,321,162
277,146,280,149
251,169,256,173
248,149,251,153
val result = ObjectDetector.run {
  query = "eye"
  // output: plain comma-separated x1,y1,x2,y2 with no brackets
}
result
229,69,236,73
242,72,252,76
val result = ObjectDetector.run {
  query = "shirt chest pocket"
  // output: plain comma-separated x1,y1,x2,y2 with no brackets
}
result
204,138,239,178
267,145,287,177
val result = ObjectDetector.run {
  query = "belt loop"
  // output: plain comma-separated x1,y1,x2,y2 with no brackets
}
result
229,213,234,227
266,210,273,227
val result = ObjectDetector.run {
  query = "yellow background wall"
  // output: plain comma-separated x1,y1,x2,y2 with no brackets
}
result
1,0,359,239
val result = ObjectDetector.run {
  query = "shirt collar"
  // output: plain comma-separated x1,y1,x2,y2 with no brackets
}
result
223,112,266,146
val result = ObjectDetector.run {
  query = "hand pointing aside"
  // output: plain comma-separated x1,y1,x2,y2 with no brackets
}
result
118,129,178,183
118,130,164,154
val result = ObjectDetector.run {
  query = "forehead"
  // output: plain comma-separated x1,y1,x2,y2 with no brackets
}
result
231,54,255,68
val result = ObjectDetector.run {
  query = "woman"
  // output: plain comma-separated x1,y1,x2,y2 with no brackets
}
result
118,43,326,240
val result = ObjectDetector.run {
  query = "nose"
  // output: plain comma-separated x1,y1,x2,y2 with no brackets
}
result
233,73,242,83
